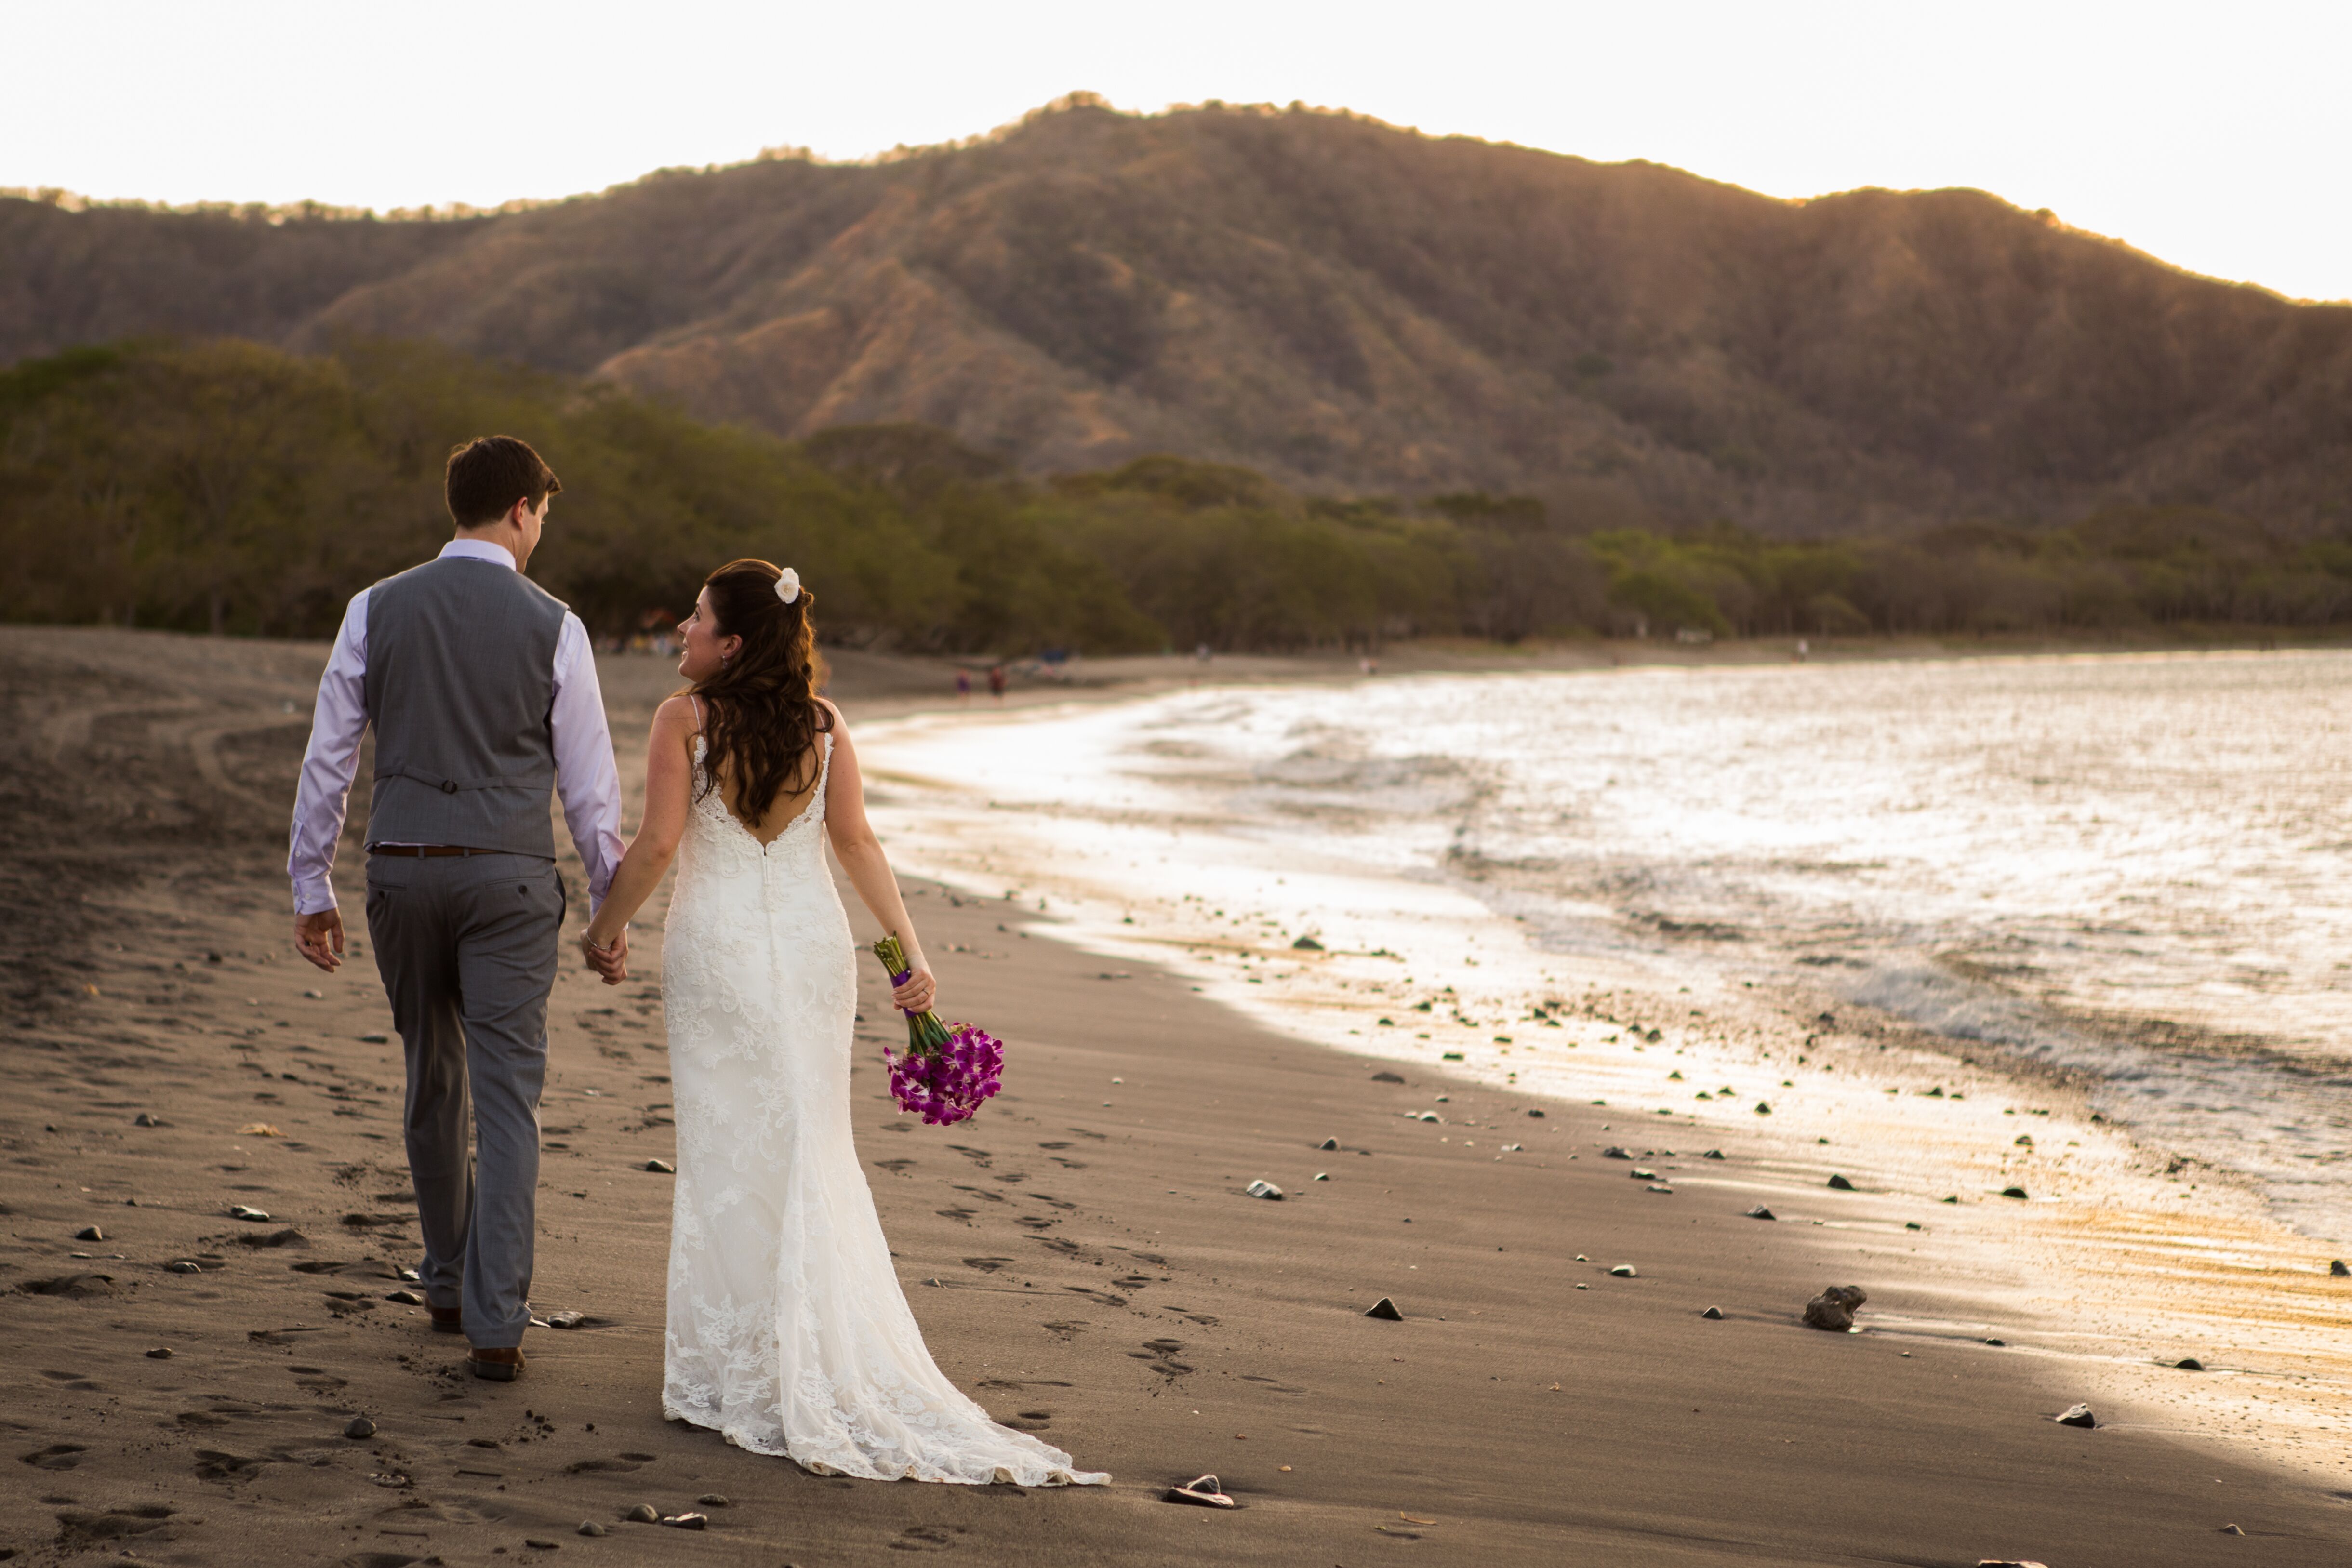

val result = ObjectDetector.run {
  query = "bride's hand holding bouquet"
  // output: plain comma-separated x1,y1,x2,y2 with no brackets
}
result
871,934,1002,1126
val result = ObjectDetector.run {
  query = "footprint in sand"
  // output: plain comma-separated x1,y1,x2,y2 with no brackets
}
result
20,1443,89,1470
961,1257,1014,1273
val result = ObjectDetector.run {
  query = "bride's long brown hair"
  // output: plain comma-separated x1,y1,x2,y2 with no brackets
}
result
688,559,831,822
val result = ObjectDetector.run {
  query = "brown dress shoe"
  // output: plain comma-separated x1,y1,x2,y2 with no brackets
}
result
467,1345,525,1382
428,1306,464,1335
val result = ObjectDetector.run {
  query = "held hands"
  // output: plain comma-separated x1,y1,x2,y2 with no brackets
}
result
581,925,629,986
294,909,345,973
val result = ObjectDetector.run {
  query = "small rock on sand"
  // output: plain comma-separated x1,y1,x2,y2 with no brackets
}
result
74,1225,104,1241
579,1522,608,1537
229,1204,271,1221
645,1158,676,1174
624,1504,659,1523
1317,1137,1338,1150
696,1493,730,1506
1372,1071,1405,1084
1826,1175,1854,1191
659,1513,707,1529
2331,1260,2349,1277
2000,1186,2028,1199
1608,1265,1636,1278
1746,1206,1776,1221
166,1261,203,1275
145,1347,173,1359
1527,1108,1545,1118
1602,1147,1632,1159
345,1417,376,1438
2055,1403,2096,1428
1244,1179,1283,1200
1701,1149,1724,1159
2174,1357,2204,1371
1364,1297,1404,1320
1701,1306,1724,1320
1802,1285,1868,1331
133,1113,164,1127
1754,1102,1772,1115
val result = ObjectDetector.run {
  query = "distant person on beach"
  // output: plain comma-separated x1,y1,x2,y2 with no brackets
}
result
987,664,1008,701
955,667,971,701
287,435,625,1385
575,560,1105,1487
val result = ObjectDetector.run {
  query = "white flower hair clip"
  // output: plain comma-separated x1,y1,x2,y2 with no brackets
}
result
774,567,801,605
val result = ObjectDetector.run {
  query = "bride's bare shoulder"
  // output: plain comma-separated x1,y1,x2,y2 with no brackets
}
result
652,692,703,739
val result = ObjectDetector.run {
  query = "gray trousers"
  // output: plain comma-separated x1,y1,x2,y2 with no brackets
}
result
363,850,563,1348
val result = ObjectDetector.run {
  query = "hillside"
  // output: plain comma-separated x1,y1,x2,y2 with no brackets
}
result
6,97,2350,532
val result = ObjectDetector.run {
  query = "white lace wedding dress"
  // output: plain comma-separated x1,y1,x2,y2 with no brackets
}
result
659,733,1106,1485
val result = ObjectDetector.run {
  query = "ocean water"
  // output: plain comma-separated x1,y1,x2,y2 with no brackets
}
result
864,651,2352,1245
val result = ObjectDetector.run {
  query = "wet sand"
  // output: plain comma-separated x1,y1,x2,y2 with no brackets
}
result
2,624,2347,1565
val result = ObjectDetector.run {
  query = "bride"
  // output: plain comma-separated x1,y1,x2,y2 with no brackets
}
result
579,558,1106,1487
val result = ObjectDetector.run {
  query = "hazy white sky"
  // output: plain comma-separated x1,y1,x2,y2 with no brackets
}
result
5,1,2346,301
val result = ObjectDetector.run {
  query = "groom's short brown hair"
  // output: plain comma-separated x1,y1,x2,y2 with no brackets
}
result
446,435,562,528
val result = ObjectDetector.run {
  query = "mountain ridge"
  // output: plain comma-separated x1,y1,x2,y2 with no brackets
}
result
5,98,2348,532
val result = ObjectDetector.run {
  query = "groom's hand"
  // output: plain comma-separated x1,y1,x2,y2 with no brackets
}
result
294,909,345,973
583,926,628,985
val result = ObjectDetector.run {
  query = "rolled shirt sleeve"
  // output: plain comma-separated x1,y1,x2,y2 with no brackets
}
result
550,612,625,913
287,589,372,915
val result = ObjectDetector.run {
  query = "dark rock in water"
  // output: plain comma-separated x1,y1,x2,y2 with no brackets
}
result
644,1159,676,1174
1702,1149,1724,1159
2174,1357,2205,1371
133,1113,164,1127
696,1493,730,1506
1527,1108,1546,1118
345,1416,376,1439
1371,1071,1405,1084
1701,1306,1724,1320
1163,1474,1236,1508
1602,1146,1632,1160
74,1225,104,1241
385,1289,425,1306
1317,1137,1338,1150
1364,1297,1404,1321
1825,1175,1854,1191
2055,1403,2096,1428
624,1504,659,1523
2000,1186,2028,1200
1802,1284,1868,1331
579,1522,608,1537
659,1512,708,1530
2332,1260,2350,1277
1746,1205,1776,1221
1291,936,1324,950
145,1347,173,1359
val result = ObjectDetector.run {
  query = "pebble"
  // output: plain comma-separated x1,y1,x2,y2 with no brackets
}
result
229,1204,271,1221
2174,1357,2204,1371
1244,1179,1284,1200
546,1310,588,1329
2331,1260,2350,1277
696,1493,729,1506
1826,1175,1855,1191
1630,1167,1656,1180
1984,1338,2006,1347
1754,1102,1772,1115
1363,1296,1404,1321
1802,1284,1868,1331
1608,1265,1635,1278
386,1289,425,1306
1314,1172,1329,1181
75,1225,104,1242
1371,1071,1405,1083
345,1417,376,1439
1645,1184,1674,1194
360,1032,390,1043
133,1113,164,1127
659,1513,707,1530
2055,1403,2096,1428
1526,1108,1545,1118
2000,1186,2029,1199
578,1523,607,1538
166,1261,203,1275
145,1347,173,1359
1316,1137,1338,1150
1701,1149,1724,1159
1701,1306,1724,1320
624,1504,659,1523
1904,1221,1923,1230
2219,1524,2245,1536
525,1540,558,1550
1746,1206,1776,1221
644,1159,676,1174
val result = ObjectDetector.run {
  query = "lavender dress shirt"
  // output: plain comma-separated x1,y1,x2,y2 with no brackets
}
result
287,539,625,917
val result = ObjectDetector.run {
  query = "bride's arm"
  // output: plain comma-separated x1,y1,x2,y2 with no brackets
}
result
819,704,937,1014
580,694,697,982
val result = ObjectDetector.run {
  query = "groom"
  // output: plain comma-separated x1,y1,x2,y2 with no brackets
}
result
288,435,624,1382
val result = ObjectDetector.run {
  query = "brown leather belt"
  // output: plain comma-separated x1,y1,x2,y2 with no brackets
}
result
368,845,496,858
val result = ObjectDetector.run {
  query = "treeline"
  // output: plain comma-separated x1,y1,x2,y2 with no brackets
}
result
3,337,2349,652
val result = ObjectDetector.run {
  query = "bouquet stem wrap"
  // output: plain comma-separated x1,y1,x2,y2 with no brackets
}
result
871,934,1003,1125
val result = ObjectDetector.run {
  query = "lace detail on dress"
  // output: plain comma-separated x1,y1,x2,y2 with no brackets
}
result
660,734,1106,1485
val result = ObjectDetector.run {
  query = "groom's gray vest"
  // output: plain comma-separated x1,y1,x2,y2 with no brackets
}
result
363,556,568,856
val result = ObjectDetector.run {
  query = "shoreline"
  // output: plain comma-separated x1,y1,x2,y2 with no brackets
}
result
2,623,2348,1564
850,673,2352,1490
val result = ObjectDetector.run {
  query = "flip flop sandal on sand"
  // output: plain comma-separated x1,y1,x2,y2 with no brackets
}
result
1163,1475,1235,1508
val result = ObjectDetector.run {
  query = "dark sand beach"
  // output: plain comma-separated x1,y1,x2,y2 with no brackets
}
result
2,625,2346,1565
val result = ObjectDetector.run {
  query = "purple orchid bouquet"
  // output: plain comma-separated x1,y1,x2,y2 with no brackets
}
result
871,934,1003,1126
